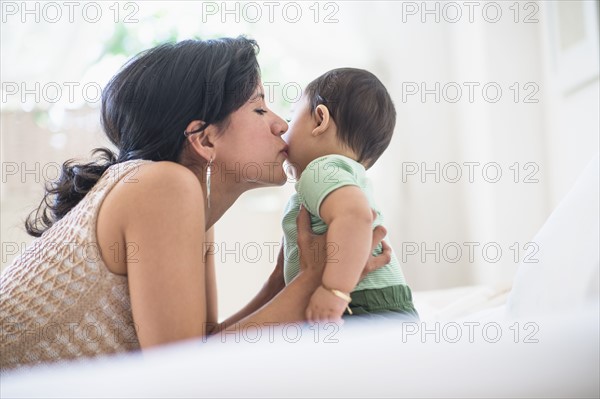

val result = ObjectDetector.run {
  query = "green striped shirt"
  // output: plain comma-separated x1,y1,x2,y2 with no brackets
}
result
282,154,406,291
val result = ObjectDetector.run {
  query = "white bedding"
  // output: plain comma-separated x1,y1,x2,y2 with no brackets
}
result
413,283,512,322
2,305,598,398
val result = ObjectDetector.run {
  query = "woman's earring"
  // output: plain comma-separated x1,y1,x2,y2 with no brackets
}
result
206,158,213,208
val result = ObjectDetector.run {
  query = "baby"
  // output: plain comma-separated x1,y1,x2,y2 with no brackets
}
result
282,68,418,321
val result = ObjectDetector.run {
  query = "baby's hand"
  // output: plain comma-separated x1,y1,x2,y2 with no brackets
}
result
305,285,349,322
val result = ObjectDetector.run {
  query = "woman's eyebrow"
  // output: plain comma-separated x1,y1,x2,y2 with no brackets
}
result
249,90,265,102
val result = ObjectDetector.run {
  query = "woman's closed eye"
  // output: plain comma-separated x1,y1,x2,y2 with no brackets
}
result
254,108,268,115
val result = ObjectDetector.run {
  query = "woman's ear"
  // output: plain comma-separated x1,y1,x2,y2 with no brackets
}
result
185,120,217,161
312,104,331,136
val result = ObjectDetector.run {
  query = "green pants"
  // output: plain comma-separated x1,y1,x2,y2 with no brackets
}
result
343,284,419,320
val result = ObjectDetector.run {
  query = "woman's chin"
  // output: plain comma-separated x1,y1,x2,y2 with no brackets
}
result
247,169,288,187
273,171,290,186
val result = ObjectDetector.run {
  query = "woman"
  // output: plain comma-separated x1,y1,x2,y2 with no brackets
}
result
0,37,391,370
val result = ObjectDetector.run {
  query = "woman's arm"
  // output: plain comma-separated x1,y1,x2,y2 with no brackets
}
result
215,206,392,332
120,162,209,348
216,243,286,331
209,207,323,334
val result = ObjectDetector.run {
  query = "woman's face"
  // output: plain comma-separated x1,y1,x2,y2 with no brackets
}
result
213,84,290,188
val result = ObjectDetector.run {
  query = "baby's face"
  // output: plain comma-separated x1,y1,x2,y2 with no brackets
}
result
283,95,317,175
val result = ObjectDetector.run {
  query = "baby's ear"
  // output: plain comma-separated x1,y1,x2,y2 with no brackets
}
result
312,104,332,136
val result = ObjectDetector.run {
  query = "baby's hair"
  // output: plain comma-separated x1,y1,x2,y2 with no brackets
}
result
304,68,396,169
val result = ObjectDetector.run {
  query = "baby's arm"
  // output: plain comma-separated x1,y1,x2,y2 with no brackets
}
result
305,185,373,321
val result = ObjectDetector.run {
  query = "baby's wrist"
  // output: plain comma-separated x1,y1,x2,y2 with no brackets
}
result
320,283,352,304
320,283,354,315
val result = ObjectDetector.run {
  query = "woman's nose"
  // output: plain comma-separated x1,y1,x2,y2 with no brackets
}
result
272,114,288,136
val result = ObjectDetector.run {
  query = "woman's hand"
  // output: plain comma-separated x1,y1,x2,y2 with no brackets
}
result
360,222,392,282
296,205,393,284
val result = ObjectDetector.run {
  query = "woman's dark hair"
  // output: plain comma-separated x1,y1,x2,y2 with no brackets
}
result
304,67,396,169
26,36,260,237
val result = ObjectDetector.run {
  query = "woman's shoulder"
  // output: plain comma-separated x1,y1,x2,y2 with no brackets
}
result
97,161,204,275
118,161,202,194
133,160,198,178
106,161,204,221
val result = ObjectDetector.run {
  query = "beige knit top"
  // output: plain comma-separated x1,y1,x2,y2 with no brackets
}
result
1,159,152,371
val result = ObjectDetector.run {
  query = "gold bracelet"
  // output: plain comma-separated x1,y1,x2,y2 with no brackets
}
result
321,284,352,303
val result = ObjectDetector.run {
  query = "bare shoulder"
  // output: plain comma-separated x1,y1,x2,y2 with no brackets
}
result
127,161,201,194
111,161,203,210
97,161,204,275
